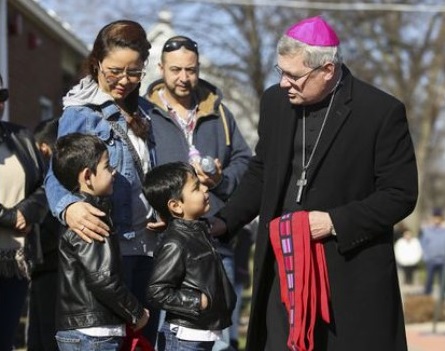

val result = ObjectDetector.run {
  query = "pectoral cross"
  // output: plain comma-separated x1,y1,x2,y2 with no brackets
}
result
296,169,307,203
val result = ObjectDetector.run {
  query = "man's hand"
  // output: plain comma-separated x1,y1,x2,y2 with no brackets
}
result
133,308,150,331
193,158,223,189
308,211,334,240
65,202,110,243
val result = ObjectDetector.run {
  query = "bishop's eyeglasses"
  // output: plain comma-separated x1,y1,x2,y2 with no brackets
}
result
274,64,322,84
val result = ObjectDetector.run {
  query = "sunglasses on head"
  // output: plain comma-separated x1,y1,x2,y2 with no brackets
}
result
162,38,198,54
0,89,8,103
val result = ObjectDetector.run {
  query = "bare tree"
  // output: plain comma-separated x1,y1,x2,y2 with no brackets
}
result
39,0,445,230
171,1,445,231
39,0,169,46
332,8,445,231
163,2,299,126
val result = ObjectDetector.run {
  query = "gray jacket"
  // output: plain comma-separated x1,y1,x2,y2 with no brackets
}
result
147,79,252,255
146,79,252,217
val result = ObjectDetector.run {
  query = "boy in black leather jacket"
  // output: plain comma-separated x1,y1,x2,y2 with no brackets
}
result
51,133,149,351
143,162,236,351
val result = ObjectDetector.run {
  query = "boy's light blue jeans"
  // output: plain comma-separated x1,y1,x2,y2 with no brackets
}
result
157,322,215,351
55,330,123,351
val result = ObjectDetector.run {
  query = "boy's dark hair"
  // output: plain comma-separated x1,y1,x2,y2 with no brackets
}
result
142,162,196,221
52,133,108,192
34,118,59,149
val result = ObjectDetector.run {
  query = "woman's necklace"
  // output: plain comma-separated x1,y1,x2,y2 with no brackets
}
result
296,90,337,204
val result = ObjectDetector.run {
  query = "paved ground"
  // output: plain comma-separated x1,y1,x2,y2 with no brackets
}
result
406,321,445,351
402,280,445,351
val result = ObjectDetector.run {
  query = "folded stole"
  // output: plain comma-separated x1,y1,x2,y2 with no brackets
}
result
269,211,331,351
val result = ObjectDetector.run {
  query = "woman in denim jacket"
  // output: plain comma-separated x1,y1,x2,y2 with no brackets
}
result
44,20,160,345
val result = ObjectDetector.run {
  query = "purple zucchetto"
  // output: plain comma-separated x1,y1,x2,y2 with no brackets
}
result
285,16,340,47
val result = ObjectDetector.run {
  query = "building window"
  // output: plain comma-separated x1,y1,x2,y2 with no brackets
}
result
39,96,53,121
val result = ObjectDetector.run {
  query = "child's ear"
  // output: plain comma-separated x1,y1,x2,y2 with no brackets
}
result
168,199,183,217
78,167,93,188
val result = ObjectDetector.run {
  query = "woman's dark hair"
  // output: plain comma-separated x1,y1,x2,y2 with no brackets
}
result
84,20,151,79
142,162,196,221
52,133,108,192
83,20,151,117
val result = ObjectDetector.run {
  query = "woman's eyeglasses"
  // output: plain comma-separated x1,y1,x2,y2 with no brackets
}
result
0,89,9,102
162,38,198,54
98,63,145,84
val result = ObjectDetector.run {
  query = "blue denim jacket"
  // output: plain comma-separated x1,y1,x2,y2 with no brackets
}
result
45,96,157,255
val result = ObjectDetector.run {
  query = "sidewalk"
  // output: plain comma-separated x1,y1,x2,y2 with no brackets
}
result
406,321,445,351
401,281,445,351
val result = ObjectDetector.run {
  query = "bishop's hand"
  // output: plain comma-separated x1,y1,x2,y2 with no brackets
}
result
308,211,334,240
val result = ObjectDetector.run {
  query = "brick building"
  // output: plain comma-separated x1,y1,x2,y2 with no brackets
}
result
0,0,88,130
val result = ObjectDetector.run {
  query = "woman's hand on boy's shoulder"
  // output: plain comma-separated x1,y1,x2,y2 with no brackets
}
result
65,201,110,243
147,219,166,232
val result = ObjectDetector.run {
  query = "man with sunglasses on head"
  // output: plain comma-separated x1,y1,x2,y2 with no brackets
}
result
145,36,251,351
213,16,418,351
0,73,48,351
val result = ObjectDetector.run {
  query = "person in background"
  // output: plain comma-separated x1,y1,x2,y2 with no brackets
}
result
393,221,409,243
215,16,417,351
394,228,422,286
44,20,161,345
27,118,61,351
0,73,47,350
145,36,251,350
143,162,236,351
52,133,149,351
420,208,445,295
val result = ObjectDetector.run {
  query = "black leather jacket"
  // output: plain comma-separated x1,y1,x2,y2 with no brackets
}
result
147,218,236,330
0,122,47,276
56,193,144,330
0,122,47,228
